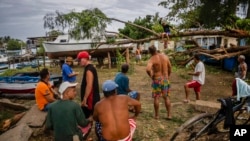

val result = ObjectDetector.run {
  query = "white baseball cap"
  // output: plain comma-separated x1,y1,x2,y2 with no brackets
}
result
239,55,245,60
59,81,78,94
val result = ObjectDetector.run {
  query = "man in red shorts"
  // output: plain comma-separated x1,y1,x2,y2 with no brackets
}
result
184,54,205,102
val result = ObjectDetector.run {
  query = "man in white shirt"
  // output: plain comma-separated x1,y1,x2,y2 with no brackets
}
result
183,54,205,103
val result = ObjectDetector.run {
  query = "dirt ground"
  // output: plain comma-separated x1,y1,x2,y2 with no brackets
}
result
2,61,236,141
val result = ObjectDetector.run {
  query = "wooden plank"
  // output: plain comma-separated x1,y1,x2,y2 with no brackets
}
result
17,104,47,128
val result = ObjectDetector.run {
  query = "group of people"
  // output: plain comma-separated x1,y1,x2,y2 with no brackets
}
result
34,51,142,141
34,43,247,140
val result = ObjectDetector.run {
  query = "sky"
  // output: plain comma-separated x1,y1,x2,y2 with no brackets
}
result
0,0,169,42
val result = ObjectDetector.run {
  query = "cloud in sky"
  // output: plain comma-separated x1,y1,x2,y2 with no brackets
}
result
0,0,168,41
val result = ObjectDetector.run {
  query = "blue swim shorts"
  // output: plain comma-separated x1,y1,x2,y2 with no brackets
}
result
128,91,138,99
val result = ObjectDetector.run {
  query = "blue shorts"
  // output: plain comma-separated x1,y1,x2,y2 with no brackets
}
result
128,91,138,99
164,31,170,35
42,103,52,112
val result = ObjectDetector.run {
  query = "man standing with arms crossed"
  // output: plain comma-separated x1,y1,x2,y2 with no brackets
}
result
146,45,172,120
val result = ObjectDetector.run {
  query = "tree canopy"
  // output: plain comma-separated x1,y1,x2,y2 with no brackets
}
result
118,13,163,40
7,39,22,50
43,8,111,40
43,5,250,45
158,0,250,30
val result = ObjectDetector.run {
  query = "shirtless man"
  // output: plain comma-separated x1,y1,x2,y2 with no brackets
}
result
135,46,141,64
232,55,247,96
93,80,141,141
146,45,172,119
235,55,247,80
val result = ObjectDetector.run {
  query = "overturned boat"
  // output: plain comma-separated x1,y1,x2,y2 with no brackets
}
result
0,72,62,98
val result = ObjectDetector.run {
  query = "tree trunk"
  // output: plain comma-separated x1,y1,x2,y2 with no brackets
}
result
126,48,130,64
247,0,250,18
107,52,111,69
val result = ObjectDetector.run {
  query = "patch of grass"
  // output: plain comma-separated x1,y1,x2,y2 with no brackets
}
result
186,106,195,114
179,73,189,80
205,65,222,74
0,67,38,76
157,128,167,138
172,65,179,72
170,117,185,124
0,109,14,121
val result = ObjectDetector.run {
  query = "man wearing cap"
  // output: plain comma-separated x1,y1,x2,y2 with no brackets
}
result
93,80,141,141
62,56,79,82
77,51,100,118
45,81,93,141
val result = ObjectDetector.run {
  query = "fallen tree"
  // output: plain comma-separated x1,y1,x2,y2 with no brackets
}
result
43,9,250,65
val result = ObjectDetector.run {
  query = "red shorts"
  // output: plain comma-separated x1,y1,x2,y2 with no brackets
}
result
186,80,201,93
232,79,237,96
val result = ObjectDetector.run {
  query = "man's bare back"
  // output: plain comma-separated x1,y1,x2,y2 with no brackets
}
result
93,95,141,140
146,53,171,79
136,48,141,55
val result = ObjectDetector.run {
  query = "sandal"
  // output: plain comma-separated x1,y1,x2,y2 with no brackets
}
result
183,99,190,103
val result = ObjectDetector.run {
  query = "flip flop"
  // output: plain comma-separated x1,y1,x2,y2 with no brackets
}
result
166,117,172,120
154,116,159,120
183,99,190,103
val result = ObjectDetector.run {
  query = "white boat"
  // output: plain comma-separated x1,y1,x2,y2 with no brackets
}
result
43,35,135,59
0,54,8,63
36,56,53,66
0,63,9,73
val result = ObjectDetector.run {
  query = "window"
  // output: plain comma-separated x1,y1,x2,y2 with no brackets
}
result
60,39,67,43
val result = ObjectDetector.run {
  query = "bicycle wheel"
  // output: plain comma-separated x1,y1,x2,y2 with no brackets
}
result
234,107,250,125
170,113,214,141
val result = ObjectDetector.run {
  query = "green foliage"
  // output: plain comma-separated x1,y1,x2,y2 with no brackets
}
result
46,30,64,37
151,23,164,33
158,0,250,29
158,0,198,23
0,36,11,44
0,67,37,76
115,49,135,74
43,8,111,40
142,54,150,61
36,39,45,56
106,38,116,44
119,13,160,39
7,39,21,50
116,49,126,72
37,47,45,56
236,19,250,31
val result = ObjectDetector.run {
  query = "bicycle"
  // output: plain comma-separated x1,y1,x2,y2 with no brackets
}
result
170,95,250,141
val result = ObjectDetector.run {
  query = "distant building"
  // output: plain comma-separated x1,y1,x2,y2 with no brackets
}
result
26,36,58,49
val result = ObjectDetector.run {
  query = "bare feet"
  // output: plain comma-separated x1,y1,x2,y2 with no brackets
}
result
154,116,159,120
166,117,172,120
87,138,93,141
